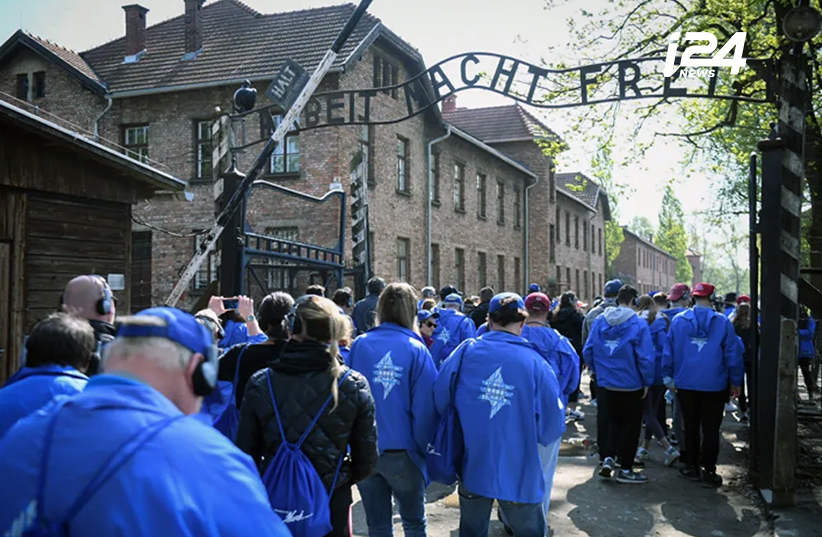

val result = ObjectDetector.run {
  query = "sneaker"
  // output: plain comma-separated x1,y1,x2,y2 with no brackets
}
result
664,446,681,467
599,457,615,479
636,447,650,461
679,466,702,481
616,469,649,484
702,470,723,488
568,409,585,421
725,402,738,412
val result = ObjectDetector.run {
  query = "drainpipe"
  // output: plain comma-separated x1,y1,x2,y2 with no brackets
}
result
94,94,113,142
524,172,540,292
427,125,452,285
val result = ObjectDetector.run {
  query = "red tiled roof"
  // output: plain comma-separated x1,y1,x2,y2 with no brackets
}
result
26,33,102,83
442,104,561,143
80,0,382,94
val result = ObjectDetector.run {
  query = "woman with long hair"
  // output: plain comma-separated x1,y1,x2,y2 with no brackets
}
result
552,291,586,421
237,295,378,537
347,283,438,537
635,295,681,466
733,302,757,419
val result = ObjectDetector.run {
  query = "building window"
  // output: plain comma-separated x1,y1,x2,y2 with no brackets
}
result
16,73,29,100
431,151,441,202
598,227,603,256
477,173,487,219
359,125,374,186
514,186,522,229
591,224,595,254
454,163,465,212
600,273,603,295
265,227,299,290
575,269,580,295
574,216,580,249
455,248,466,293
192,231,219,291
478,252,487,289
514,257,521,294
566,267,571,288
496,181,505,224
565,211,570,245
583,221,588,251
637,248,641,264
33,71,46,99
397,136,409,192
556,207,561,242
123,125,150,163
432,243,441,290
130,231,153,313
397,238,410,282
549,224,556,263
373,55,399,99
497,255,505,291
195,120,213,180
584,270,588,299
556,265,561,286
268,115,300,174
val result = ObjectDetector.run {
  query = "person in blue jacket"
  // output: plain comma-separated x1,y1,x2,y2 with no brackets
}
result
798,306,817,403
0,307,290,537
207,295,267,350
723,292,737,318
660,282,691,448
434,293,564,537
429,292,477,368
583,284,654,484
349,282,438,537
662,282,743,488
0,313,94,438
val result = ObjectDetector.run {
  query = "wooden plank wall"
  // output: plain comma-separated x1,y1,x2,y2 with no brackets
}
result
0,187,27,382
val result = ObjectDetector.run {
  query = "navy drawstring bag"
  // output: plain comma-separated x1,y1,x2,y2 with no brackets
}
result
200,344,248,441
426,347,467,485
262,368,351,537
23,401,182,537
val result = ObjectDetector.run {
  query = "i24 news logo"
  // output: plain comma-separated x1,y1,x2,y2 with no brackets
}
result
663,32,747,78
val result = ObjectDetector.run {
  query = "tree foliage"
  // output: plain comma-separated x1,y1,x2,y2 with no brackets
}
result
629,216,656,239
656,186,694,283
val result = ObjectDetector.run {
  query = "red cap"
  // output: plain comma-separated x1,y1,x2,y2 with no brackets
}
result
668,283,690,302
525,292,551,311
692,282,716,298
737,294,751,304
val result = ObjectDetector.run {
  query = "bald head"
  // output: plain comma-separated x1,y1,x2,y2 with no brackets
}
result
62,275,115,323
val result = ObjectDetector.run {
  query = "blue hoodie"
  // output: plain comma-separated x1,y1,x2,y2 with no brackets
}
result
434,331,565,504
799,317,816,359
476,322,489,336
0,364,87,438
219,320,267,350
0,374,290,537
521,324,580,404
347,323,438,481
429,308,477,368
640,312,669,386
662,306,744,391
661,306,689,320
583,307,655,391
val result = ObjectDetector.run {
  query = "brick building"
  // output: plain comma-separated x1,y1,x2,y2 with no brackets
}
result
0,0,610,306
612,227,677,295
687,249,702,287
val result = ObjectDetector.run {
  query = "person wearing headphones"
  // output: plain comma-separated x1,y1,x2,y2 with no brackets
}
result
353,277,387,335
0,307,290,536
60,274,118,375
332,287,355,316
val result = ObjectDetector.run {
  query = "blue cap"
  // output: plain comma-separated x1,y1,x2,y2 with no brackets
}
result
418,310,439,323
443,293,463,306
489,292,525,313
528,283,540,293
604,279,624,296
117,307,212,356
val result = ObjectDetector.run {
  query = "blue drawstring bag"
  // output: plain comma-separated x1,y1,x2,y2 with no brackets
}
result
426,348,467,485
262,369,350,537
23,401,182,537
200,345,248,441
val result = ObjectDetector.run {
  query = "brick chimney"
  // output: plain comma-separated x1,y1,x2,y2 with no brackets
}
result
122,5,149,59
442,94,457,113
184,0,206,58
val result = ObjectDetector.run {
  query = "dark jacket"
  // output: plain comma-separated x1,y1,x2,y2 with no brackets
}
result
352,294,380,335
87,319,116,376
552,307,584,357
470,301,490,329
236,340,378,491
218,340,288,408
733,322,757,367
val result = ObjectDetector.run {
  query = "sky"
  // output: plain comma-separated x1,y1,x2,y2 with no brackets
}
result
0,0,752,257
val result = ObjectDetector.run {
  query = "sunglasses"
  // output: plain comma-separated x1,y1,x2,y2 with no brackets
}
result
425,321,438,328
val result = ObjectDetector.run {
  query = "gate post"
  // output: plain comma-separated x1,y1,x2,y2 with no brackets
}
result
219,162,247,298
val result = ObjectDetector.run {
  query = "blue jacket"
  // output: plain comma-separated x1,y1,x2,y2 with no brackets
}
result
352,294,380,335
521,324,579,405
724,305,736,318
661,306,689,320
429,309,477,368
219,320,267,350
0,375,290,537
476,322,488,336
799,317,816,359
583,307,655,391
0,364,87,439
642,313,669,386
662,306,744,391
347,323,438,481
434,331,565,503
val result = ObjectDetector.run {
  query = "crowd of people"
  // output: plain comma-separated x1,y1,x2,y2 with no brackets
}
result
0,271,777,537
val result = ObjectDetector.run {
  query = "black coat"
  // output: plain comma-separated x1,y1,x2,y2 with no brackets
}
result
552,307,584,356
470,301,490,329
236,340,378,491
87,320,116,376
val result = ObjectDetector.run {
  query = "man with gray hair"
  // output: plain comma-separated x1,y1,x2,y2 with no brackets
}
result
0,307,290,536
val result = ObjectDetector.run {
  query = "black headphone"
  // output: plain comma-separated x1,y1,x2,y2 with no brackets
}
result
192,340,219,396
91,275,113,315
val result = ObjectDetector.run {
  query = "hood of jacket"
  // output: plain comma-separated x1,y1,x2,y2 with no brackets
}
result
682,306,717,337
6,364,87,386
602,306,636,327
554,308,578,323
271,339,339,374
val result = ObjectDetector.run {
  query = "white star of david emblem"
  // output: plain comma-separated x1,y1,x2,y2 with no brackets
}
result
437,327,451,344
479,367,515,419
604,340,620,354
690,337,708,352
373,352,404,399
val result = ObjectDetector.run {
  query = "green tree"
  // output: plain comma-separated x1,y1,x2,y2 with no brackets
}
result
656,186,694,283
629,216,656,240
